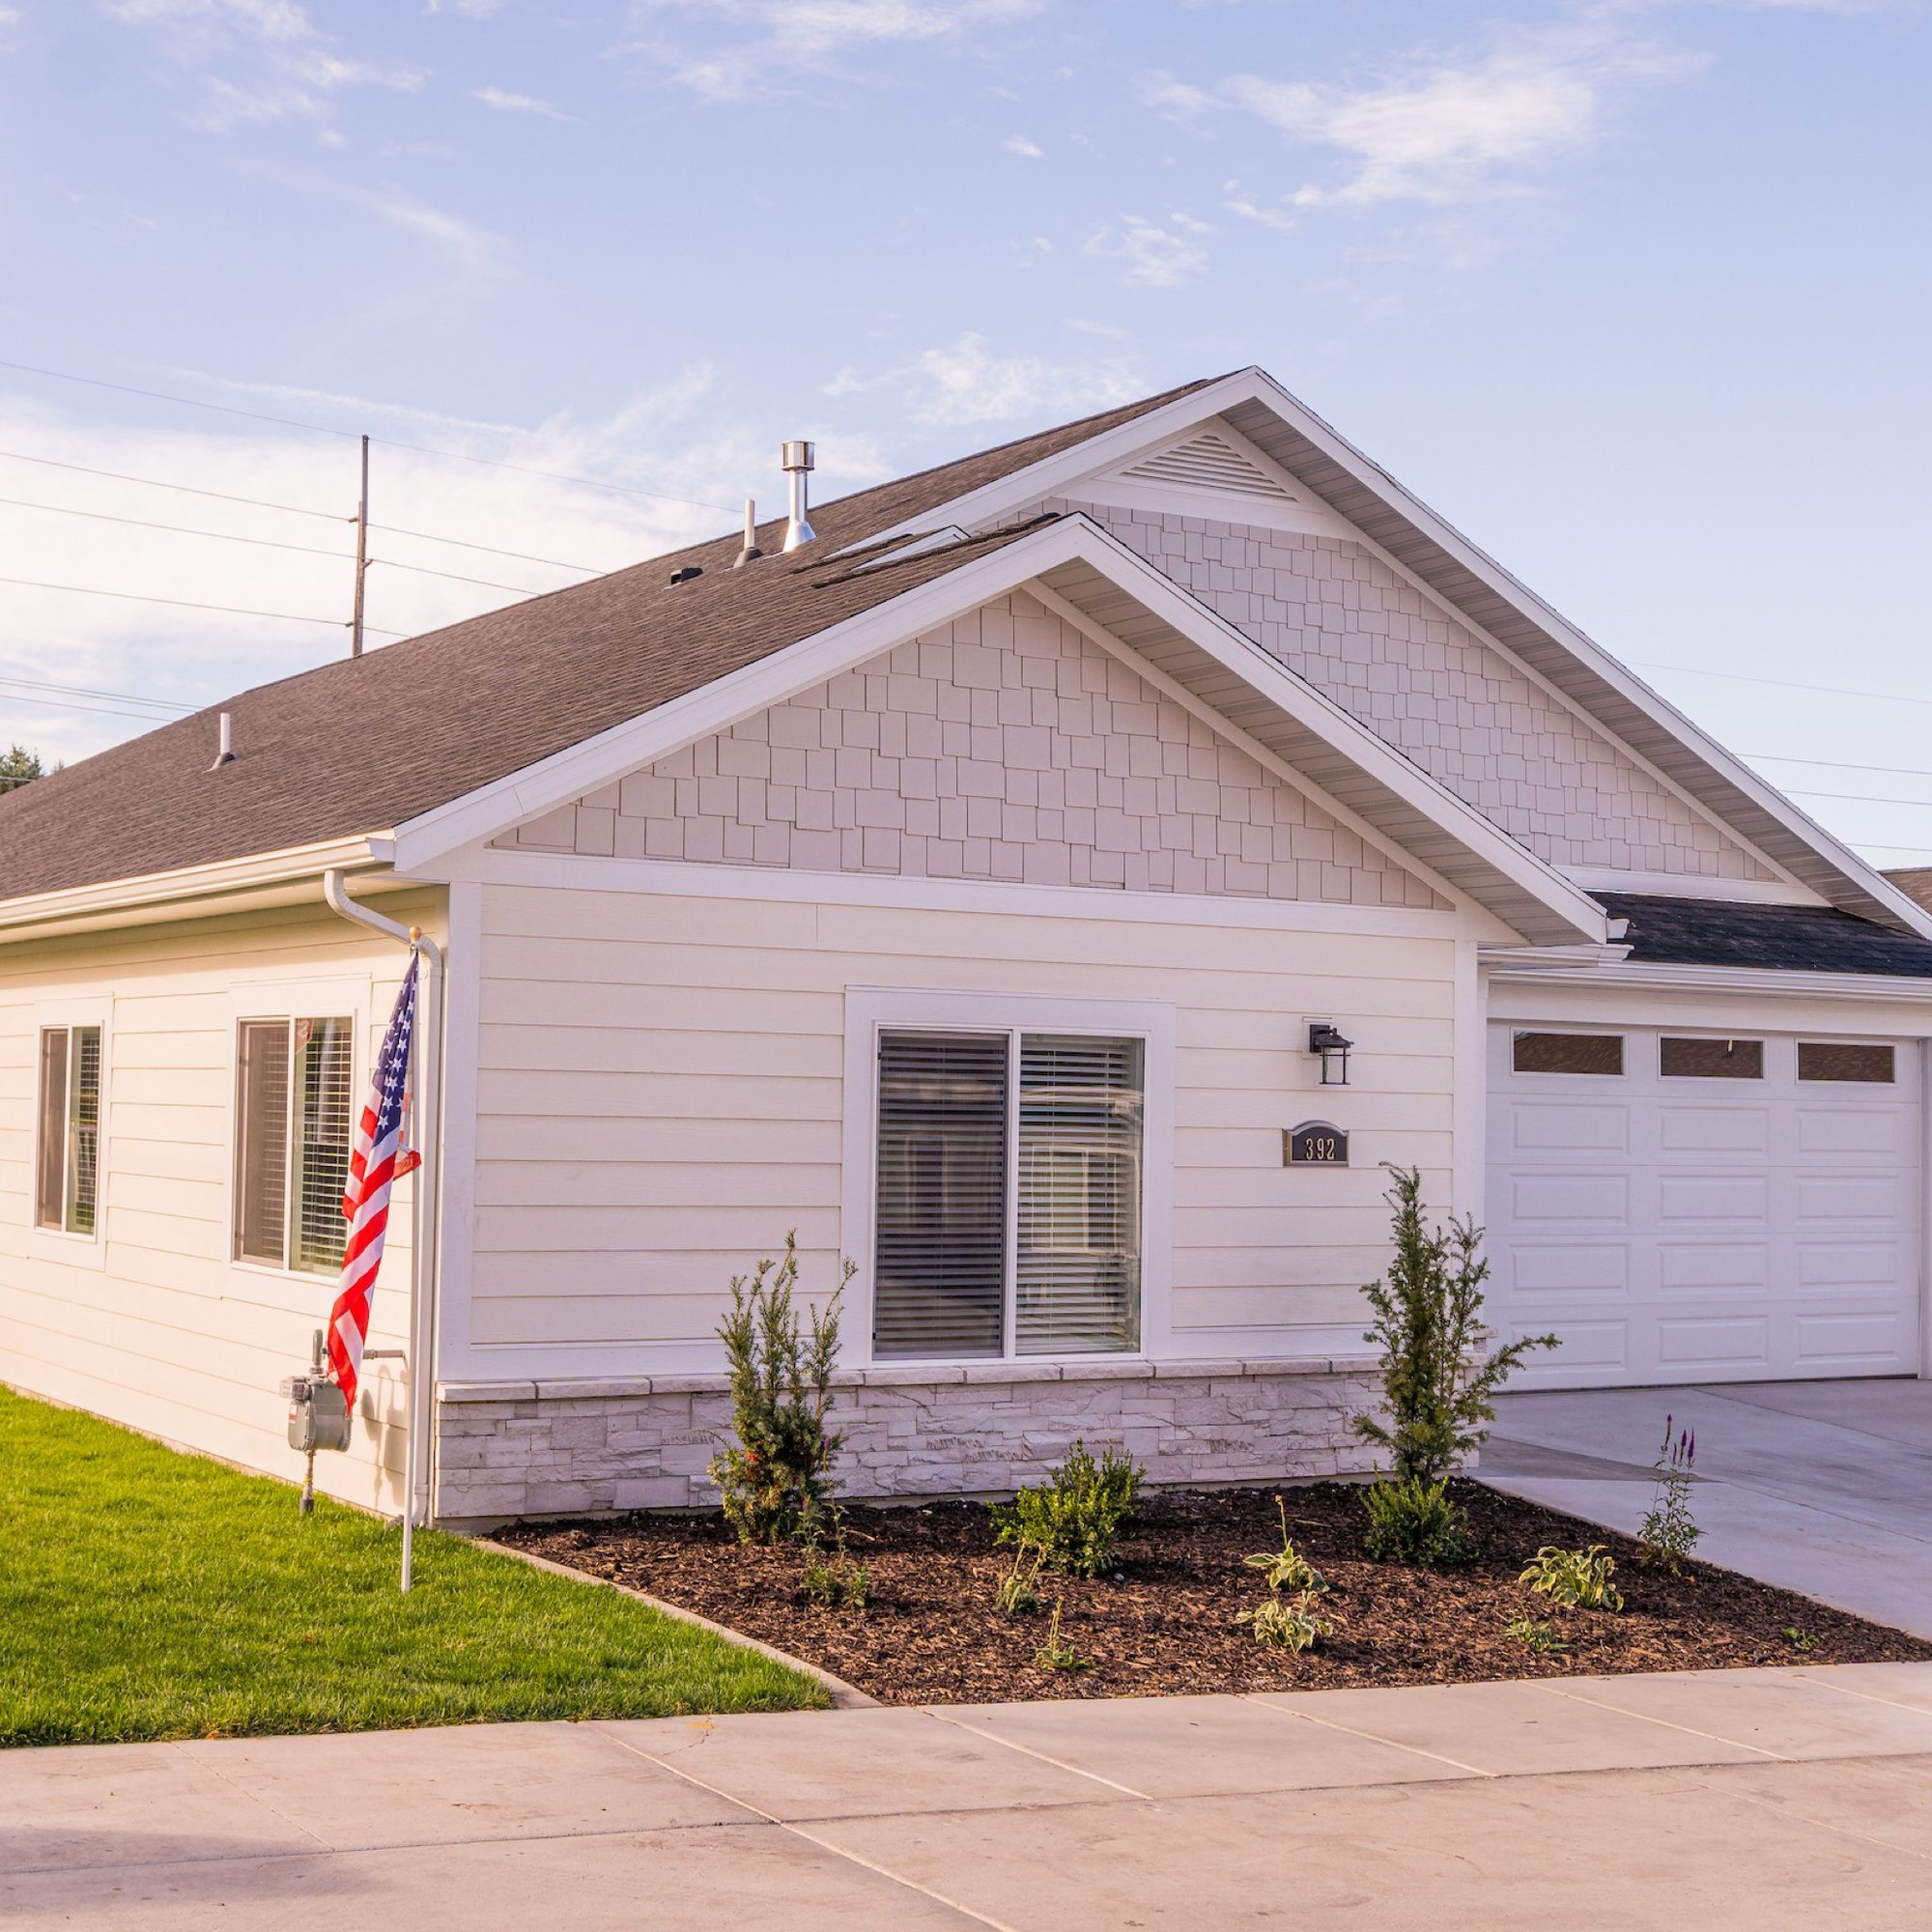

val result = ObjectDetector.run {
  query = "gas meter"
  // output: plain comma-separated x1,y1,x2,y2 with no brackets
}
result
281,1329,352,1454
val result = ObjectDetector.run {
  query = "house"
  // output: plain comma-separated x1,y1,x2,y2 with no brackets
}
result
5,366,1929,1526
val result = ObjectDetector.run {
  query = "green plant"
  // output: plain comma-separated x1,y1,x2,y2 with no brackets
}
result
799,1507,868,1611
1354,1167,1557,1486
709,1235,855,1546
1243,1495,1327,1595
994,1546,1044,1616
1519,1545,1624,1612
1362,1473,1473,1566
1033,1601,1091,1673
1638,1415,1701,1572
991,1440,1143,1578
1507,1616,1569,1655
1783,1627,1820,1654
1240,1590,1334,1653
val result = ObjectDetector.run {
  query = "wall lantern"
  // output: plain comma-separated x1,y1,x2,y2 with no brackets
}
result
1307,1021,1354,1087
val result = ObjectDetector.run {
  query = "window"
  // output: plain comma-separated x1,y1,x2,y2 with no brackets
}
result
36,1026,101,1236
1512,1032,1623,1077
235,1016,355,1273
1661,1037,1763,1080
873,1028,1144,1360
1798,1041,1895,1085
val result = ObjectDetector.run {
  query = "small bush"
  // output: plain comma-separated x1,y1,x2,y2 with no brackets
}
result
1362,1473,1473,1566
994,1547,1044,1617
1243,1495,1327,1595
1033,1602,1091,1674
1519,1545,1623,1612
709,1234,855,1546
1507,1616,1569,1655
1638,1415,1701,1572
991,1441,1143,1578
799,1508,867,1611
1354,1167,1556,1486
1240,1591,1333,1653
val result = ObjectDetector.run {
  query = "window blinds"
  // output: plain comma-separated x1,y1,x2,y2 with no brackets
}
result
35,1029,68,1232
873,1030,1009,1359
235,1020,291,1264
291,1018,355,1274
66,1027,101,1237
1017,1035,1143,1354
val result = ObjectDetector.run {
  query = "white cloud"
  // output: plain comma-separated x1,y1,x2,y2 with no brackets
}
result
822,332,1145,429
1004,132,1043,157
625,0,1040,99
1172,24,1702,213
106,0,424,131
358,194,512,281
0,372,763,768
473,86,577,121
1082,213,1209,288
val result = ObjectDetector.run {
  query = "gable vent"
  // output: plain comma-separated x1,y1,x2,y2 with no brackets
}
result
1120,430,1294,502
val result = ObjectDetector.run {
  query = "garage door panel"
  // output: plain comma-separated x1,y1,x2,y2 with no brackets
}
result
1658,1173,1770,1222
1491,1022,1919,1387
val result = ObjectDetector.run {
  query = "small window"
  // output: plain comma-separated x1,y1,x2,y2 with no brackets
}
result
1798,1041,1895,1085
235,1016,355,1273
1661,1037,1763,1080
873,1027,1144,1361
36,1026,101,1236
1512,1031,1623,1077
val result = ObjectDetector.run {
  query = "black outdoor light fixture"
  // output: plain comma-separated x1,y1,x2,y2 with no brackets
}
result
1308,1021,1354,1087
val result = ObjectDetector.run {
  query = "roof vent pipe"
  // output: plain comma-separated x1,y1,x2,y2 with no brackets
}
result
209,711,235,771
734,495,762,568
781,441,815,552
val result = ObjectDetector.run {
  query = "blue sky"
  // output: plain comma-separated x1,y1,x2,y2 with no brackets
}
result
3,0,1928,864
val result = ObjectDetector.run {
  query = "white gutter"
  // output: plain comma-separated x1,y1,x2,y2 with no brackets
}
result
323,868,444,1589
1484,955,1932,1006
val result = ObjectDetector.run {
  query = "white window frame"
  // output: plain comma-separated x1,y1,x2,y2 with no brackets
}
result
841,987,1175,1368
225,978,367,1285
28,1000,109,1266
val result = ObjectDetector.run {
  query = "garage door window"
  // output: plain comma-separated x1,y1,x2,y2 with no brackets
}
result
1512,1032,1623,1076
1798,1042,1895,1085
1661,1037,1763,1080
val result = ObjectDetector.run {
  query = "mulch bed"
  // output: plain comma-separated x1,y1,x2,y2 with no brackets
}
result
498,1482,1932,1705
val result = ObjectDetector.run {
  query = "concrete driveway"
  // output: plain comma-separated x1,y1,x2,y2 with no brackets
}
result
7,1665,1932,1929
1487,1378,1932,1638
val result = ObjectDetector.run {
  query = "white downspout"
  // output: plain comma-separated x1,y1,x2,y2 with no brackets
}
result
323,869,443,1586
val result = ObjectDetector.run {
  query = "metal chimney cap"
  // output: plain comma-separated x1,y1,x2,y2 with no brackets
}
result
781,440,815,473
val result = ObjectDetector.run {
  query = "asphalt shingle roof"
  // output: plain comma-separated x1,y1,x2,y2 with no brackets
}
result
1598,893,1932,979
0,379,1209,903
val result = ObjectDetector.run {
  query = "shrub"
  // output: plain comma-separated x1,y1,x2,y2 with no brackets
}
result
991,1440,1143,1578
1519,1545,1623,1612
1243,1495,1327,1596
709,1234,855,1545
1638,1416,1701,1572
1241,1590,1333,1653
1507,1616,1568,1655
1362,1473,1472,1566
1354,1167,1556,1486
994,1547,1044,1617
799,1507,867,1611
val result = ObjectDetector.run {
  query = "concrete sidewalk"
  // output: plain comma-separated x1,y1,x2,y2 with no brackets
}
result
1488,1379,1932,1639
8,1663,1932,1929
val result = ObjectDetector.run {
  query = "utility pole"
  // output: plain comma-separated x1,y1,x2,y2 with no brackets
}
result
350,434,369,658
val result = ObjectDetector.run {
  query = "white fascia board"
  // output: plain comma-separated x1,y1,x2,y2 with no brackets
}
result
862,362,1922,941
0,834,389,944
1560,867,1828,908
392,515,1605,946
1485,956,1932,1008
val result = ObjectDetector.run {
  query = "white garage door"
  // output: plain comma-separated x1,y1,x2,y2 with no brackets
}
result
1488,1024,1921,1387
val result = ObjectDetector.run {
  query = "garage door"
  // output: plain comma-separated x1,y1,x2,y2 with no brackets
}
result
1488,1024,1921,1387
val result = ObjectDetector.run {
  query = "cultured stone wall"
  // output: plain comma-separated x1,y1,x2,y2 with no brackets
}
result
434,1358,1385,1523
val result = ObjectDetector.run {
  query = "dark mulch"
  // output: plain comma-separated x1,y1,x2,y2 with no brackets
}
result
498,1482,1932,1705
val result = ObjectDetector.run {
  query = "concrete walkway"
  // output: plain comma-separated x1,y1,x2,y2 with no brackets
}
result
8,1664,1932,1928
1488,1378,1932,1638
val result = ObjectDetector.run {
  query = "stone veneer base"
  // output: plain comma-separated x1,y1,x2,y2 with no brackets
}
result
433,1356,1385,1524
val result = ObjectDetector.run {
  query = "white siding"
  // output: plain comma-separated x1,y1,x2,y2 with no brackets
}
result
462,877,1463,1379
0,895,440,1508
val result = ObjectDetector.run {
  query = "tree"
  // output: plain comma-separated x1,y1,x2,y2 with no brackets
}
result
0,745,46,792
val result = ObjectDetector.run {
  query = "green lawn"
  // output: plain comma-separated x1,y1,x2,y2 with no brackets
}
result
0,1385,825,1747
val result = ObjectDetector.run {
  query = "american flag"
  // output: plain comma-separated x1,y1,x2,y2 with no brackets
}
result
327,957,421,1410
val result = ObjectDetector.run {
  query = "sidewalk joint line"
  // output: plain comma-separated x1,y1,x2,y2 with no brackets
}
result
1544,1687,1787,1760
1238,1696,1495,1777
915,1707,1154,1800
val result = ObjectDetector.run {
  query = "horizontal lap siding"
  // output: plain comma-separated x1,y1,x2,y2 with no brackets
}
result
0,895,440,1506
471,881,1458,1366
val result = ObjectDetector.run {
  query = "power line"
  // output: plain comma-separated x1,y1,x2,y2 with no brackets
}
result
371,522,602,575
0,689,193,724
1635,660,1932,710
1785,787,1932,810
1746,753,1932,781
0,575,404,636
0,671,190,711
367,556,552,596
0,356,737,514
0,447,345,522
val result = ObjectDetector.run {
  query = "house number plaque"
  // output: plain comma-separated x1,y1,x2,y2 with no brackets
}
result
1285,1122,1349,1167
